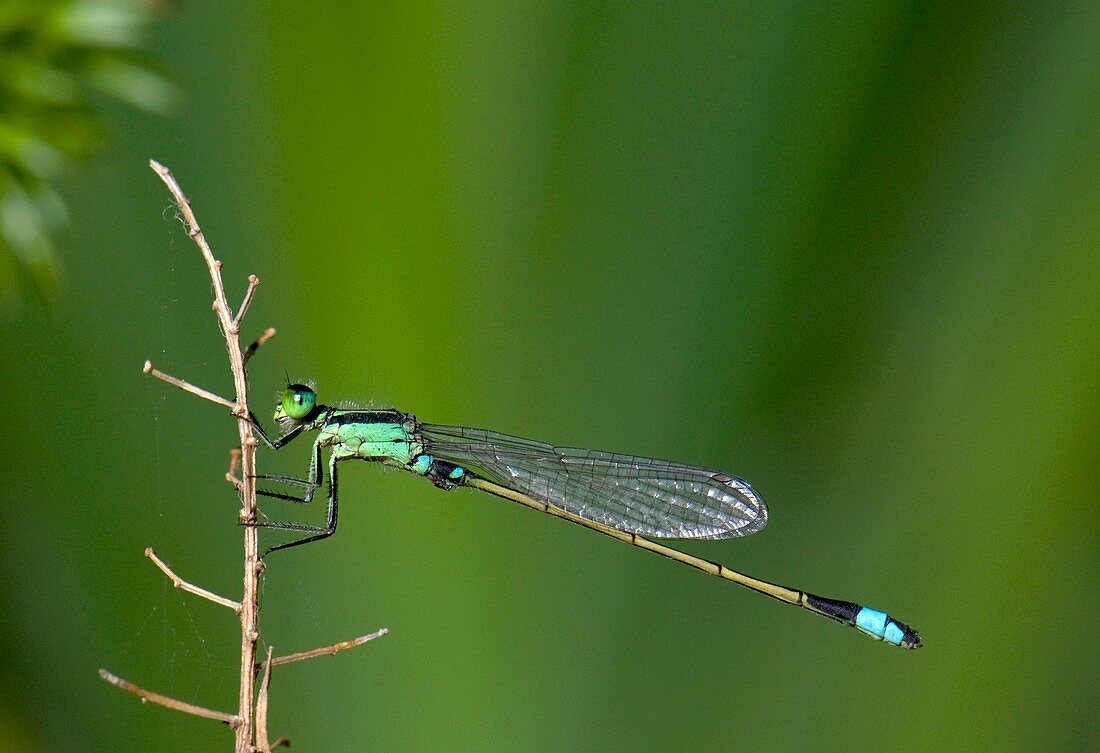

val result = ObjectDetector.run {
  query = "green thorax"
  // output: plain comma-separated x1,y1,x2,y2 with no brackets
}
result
316,408,423,466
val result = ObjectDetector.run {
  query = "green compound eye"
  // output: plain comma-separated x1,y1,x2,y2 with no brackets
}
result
281,384,316,420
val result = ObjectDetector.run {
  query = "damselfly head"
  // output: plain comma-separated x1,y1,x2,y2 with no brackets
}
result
275,383,318,427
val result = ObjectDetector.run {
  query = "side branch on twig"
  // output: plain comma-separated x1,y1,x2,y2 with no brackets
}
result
255,647,276,752
243,328,277,367
99,669,238,725
145,548,242,612
143,361,238,413
266,628,389,669
235,275,261,327
226,449,243,487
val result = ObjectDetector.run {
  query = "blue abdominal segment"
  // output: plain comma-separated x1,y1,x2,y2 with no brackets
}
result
855,606,908,646
804,594,922,648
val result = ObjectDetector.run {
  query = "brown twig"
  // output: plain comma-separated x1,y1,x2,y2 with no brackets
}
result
226,448,243,487
234,275,261,327
106,160,384,751
148,158,264,752
99,669,238,725
266,628,389,668
143,361,238,413
255,647,276,752
145,548,242,612
243,327,277,367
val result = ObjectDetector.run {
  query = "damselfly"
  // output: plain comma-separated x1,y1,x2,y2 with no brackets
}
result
251,384,921,649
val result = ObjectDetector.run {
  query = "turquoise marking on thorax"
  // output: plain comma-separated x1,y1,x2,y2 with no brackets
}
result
448,466,465,480
319,412,421,465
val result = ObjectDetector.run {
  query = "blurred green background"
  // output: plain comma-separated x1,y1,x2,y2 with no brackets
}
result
1,2,1097,752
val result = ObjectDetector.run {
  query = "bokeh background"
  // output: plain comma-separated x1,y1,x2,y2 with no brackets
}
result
1,2,1098,752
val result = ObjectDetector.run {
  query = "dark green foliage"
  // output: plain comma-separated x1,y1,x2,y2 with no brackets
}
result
0,0,173,308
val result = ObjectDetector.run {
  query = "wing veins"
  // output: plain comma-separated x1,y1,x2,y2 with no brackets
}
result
422,423,767,540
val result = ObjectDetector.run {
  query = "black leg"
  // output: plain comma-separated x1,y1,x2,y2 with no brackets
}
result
256,488,313,504
255,473,318,488
255,472,320,503
256,440,324,503
262,454,341,556
249,411,306,450
253,520,328,533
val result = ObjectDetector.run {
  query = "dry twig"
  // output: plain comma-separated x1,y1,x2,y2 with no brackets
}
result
243,327,277,367
143,360,238,413
101,160,386,751
99,669,237,725
226,448,243,488
145,548,241,612
267,628,389,668
255,647,275,752
234,275,261,327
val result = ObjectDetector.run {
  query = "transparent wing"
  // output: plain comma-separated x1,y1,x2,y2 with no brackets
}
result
421,423,767,540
